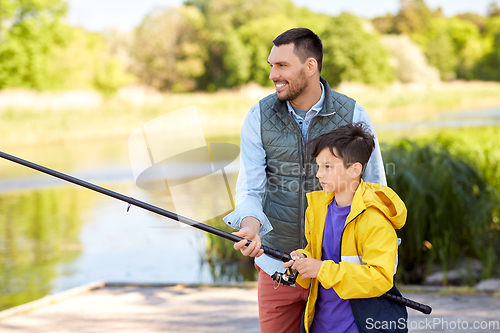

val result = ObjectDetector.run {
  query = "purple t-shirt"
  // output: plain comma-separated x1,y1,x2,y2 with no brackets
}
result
310,199,359,333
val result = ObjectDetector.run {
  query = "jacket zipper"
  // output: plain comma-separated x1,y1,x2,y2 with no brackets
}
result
338,209,366,262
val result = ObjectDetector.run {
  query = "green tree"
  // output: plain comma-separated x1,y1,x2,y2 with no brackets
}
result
474,17,500,80
383,4,485,81
419,17,486,80
235,15,296,87
130,5,208,92
134,0,395,90
92,29,137,95
487,1,500,17
372,0,489,80
446,17,484,79
43,27,135,94
186,0,299,90
372,13,396,34
392,0,433,34
321,13,394,87
186,0,254,90
0,0,69,89
422,18,458,80
457,13,486,32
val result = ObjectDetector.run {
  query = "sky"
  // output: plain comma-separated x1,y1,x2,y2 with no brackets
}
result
67,0,500,32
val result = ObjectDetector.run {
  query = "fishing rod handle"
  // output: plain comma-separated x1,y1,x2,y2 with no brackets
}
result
261,244,292,262
382,293,432,315
217,231,292,262
237,239,291,262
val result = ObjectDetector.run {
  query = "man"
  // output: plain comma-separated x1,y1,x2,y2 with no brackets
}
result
223,28,386,333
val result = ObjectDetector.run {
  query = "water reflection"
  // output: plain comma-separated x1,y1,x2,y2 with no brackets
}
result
0,163,253,311
0,188,90,311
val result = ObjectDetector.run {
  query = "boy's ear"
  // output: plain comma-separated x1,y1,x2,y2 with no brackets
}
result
348,162,363,179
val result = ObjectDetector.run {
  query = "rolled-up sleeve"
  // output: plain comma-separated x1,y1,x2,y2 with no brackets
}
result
353,103,387,186
223,103,273,236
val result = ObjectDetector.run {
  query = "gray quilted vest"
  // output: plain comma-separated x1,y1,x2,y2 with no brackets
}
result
260,77,355,254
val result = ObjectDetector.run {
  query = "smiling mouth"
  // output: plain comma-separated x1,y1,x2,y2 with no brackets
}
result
274,82,287,91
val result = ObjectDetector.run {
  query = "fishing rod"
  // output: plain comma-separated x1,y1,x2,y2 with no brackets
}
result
0,150,432,315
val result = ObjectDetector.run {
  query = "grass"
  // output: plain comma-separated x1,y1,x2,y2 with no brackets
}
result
436,286,478,295
1,81,500,146
0,88,261,146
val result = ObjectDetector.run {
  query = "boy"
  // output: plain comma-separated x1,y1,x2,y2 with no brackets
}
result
284,123,408,333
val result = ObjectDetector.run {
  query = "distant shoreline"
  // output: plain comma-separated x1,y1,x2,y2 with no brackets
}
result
1,81,500,146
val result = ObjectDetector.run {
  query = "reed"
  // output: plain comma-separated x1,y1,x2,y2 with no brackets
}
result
382,130,500,285
202,216,256,282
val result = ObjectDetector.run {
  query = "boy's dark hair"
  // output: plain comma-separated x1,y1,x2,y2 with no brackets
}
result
307,123,375,175
273,28,323,73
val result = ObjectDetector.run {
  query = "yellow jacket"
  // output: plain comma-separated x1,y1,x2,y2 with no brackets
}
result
297,180,407,332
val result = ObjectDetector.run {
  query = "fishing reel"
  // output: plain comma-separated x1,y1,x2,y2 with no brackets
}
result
271,268,299,287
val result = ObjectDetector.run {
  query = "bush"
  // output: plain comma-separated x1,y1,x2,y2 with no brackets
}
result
382,138,500,284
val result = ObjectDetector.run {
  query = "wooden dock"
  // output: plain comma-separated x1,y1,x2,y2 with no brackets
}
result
1,282,500,332
0,281,260,333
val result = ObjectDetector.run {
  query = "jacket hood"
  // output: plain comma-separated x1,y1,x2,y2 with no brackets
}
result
355,180,406,230
306,180,407,230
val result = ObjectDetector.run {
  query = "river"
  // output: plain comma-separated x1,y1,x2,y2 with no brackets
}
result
1,107,499,310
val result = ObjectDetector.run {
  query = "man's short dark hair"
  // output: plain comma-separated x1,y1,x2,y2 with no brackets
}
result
307,123,375,175
273,27,323,73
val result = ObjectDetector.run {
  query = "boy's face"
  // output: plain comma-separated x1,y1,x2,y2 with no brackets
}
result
315,147,356,193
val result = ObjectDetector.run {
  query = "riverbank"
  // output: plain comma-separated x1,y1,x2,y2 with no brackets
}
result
1,282,499,333
1,81,500,146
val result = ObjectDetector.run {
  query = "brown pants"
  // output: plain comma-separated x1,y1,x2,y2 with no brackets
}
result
256,264,309,333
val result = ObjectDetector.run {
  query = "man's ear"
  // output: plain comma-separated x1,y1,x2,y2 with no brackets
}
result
348,162,363,179
305,57,318,77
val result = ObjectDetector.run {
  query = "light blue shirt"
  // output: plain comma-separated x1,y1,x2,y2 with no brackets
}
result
224,83,387,276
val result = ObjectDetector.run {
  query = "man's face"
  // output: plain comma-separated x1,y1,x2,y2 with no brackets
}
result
267,44,308,103
315,147,353,194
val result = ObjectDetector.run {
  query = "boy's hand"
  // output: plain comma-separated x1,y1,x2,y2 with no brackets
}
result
283,251,306,269
293,258,322,279
232,216,264,257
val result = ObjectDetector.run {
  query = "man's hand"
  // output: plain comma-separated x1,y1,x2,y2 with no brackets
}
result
292,257,322,279
232,216,264,257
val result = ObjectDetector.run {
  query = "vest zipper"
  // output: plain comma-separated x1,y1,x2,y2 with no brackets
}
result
300,166,307,248
301,118,316,248
288,117,307,249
